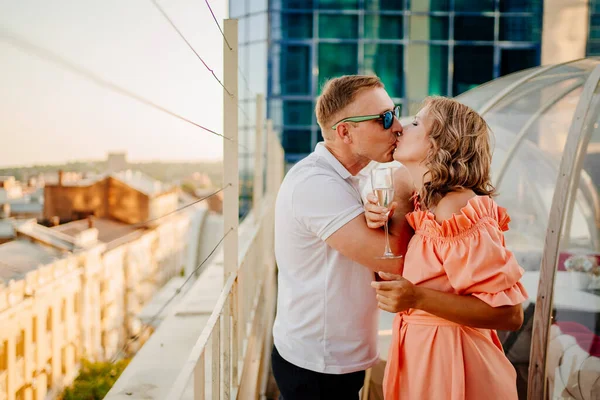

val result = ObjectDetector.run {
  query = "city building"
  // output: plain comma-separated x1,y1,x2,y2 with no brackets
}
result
0,172,219,400
43,170,178,225
231,0,592,168
0,178,23,203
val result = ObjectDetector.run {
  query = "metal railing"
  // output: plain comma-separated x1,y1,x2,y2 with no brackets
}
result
164,19,284,399
104,16,284,399
166,192,280,399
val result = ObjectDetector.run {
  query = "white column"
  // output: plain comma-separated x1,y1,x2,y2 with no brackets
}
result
223,19,239,281
266,121,276,198
253,94,265,218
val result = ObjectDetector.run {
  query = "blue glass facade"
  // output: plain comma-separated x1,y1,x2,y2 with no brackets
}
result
264,0,543,163
588,0,600,55
230,0,546,211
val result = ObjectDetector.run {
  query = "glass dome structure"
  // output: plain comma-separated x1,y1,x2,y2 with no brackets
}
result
456,58,600,399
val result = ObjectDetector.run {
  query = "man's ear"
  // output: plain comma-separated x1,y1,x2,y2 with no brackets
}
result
335,123,352,144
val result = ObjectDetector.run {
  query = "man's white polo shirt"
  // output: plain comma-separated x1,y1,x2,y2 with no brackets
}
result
273,143,379,374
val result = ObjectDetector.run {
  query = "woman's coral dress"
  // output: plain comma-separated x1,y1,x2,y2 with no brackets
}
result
383,196,528,399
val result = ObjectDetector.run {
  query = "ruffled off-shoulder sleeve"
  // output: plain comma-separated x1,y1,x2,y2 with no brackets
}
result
439,197,528,307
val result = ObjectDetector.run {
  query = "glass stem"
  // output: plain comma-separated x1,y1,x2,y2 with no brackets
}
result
384,219,392,255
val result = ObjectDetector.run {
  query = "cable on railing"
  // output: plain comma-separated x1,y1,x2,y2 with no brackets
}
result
238,66,254,97
204,0,232,51
150,0,233,97
130,184,230,228
110,226,234,362
0,30,233,142
238,103,252,125
200,0,255,100
142,2,252,150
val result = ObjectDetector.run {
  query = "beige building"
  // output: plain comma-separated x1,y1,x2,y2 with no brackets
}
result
0,171,206,400
43,170,178,225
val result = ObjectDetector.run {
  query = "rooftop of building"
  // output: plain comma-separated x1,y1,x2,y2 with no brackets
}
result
46,170,173,197
0,240,65,283
53,217,142,247
7,202,43,214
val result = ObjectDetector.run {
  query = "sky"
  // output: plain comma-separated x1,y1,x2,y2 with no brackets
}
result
0,0,229,167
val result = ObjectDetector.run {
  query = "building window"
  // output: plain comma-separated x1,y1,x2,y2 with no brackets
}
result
282,130,313,154
318,0,359,9
16,330,25,359
61,347,67,375
280,45,311,95
15,388,25,400
364,44,404,99
318,14,358,39
500,48,539,76
365,0,405,11
46,358,53,389
73,292,80,315
454,0,494,12
455,16,495,41
365,15,403,40
453,45,494,95
46,309,52,331
283,101,314,125
0,341,7,371
281,12,313,39
588,5,600,56
500,16,540,42
318,43,358,89
500,0,542,12
61,299,67,322
32,316,37,345
591,15,600,40
280,0,314,9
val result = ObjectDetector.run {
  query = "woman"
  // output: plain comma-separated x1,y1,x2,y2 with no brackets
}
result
366,97,527,399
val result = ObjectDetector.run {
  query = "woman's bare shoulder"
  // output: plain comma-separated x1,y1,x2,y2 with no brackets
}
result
434,190,476,223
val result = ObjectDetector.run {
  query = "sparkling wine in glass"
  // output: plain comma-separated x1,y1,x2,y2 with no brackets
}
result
371,168,403,259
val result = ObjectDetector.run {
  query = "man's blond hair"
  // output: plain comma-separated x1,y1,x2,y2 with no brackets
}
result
316,75,383,138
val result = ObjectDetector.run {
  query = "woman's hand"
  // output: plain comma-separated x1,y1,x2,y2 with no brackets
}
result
365,193,397,229
372,272,418,313
371,272,524,330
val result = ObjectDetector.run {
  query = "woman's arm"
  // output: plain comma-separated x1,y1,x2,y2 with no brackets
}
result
372,273,524,331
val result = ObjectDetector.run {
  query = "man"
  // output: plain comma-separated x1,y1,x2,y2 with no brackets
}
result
272,75,523,400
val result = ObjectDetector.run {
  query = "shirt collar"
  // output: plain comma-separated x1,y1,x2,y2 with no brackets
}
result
314,142,352,180
315,143,378,181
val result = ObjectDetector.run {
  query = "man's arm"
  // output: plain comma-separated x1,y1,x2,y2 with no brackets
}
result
372,274,524,331
293,173,408,274
325,214,406,274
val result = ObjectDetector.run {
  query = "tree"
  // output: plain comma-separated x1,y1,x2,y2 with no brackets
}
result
60,359,130,400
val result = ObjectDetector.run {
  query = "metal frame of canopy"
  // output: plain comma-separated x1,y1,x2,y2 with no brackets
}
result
527,64,600,399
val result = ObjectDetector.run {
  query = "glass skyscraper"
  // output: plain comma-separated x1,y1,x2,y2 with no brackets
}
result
230,0,589,213
588,0,600,55
240,0,544,163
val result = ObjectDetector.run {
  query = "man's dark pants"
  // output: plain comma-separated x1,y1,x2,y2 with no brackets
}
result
271,345,365,400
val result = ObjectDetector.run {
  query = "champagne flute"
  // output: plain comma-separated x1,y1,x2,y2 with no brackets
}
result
371,168,402,259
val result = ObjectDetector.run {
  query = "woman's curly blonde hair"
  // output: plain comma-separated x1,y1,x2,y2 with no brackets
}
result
418,96,496,210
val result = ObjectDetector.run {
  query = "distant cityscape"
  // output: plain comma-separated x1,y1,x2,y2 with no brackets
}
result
0,152,226,399
0,157,223,189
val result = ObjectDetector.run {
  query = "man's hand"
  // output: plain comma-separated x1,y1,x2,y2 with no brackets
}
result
365,193,397,229
371,272,419,313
